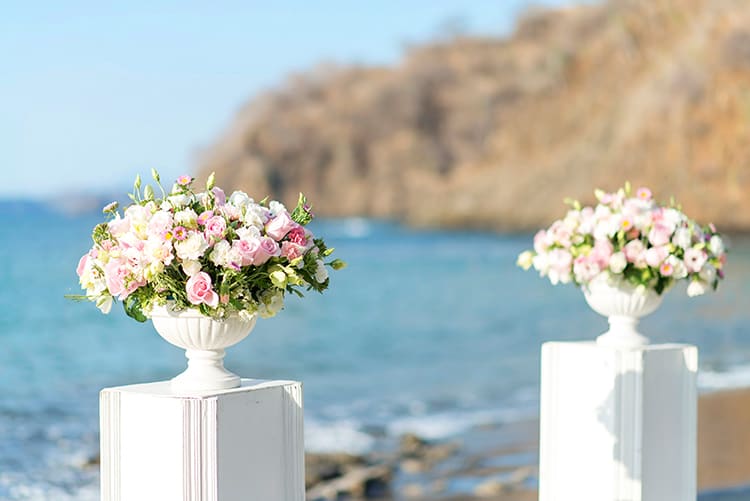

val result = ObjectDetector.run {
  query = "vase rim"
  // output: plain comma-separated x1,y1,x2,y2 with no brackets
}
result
149,303,258,322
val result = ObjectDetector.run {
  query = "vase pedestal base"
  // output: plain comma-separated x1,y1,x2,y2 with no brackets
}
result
539,341,697,501
171,348,241,391
100,379,304,501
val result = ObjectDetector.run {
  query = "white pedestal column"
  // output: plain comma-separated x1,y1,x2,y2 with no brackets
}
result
539,342,697,501
100,379,304,501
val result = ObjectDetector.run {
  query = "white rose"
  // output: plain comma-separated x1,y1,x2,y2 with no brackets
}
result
174,208,198,227
672,228,692,250
235,225,261,240
609,252,627,274
687,279,708,297
243,204,269,228
167,193,192,208
269,200,286,217
660,209,681,233
314,260,329,283
182,259,201,277
709,235,725,256
175,232,208,261
229,191,251,208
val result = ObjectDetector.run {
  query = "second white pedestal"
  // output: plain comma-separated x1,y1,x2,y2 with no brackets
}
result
100,379,304,501
539,342,697,501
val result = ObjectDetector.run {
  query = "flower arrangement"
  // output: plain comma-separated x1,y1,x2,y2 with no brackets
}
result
517,184,726,296
74,170,345,321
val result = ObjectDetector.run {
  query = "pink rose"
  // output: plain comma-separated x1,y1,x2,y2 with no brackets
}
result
186,271,219,307
533,230,548,253
147,211,173,238
104,261,127,298
220,204,241,221
573,255,601,283
281,241,304,261
233,238,260,266
648,223,672,246
589,239,613,269
645,245,669,268
265,211,299,241
623,240,647,268
108,215,131,236
203,215,227,242
76,254,89,277
252,237,280,265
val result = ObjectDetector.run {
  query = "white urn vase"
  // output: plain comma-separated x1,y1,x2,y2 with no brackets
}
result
150,304,258,392
583,277,663,348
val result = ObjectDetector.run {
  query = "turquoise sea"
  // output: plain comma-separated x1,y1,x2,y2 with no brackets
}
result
1,203,749,499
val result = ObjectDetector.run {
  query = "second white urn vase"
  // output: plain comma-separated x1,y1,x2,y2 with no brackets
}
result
150,305,258,392
583,278,663,349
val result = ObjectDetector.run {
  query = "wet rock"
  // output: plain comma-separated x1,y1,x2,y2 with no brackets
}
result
305,452,366,489
474,478,506,497
306,464,393,500
400,458,427,474
399,433,428,457
401,482,425,498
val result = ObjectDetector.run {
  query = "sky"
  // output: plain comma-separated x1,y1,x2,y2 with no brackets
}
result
1,0,576,199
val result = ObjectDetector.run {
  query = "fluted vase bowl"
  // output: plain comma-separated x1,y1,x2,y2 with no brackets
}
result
150,304,258,392
583,277,663,349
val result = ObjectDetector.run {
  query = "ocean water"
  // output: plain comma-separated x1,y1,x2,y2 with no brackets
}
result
1,205,749,499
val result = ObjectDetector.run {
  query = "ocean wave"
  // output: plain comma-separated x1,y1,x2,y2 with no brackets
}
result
386,406,536,440
698,363,750,391
305,418,375,454
305,403,537,454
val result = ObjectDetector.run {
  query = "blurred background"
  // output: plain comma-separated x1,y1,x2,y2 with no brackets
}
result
2,1,750,500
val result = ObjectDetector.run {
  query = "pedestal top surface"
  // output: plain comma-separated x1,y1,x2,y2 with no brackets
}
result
101,378,300,398
543,340,696,352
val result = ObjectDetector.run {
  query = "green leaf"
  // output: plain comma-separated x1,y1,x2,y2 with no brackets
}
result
123,295,148,323
291,193,314,225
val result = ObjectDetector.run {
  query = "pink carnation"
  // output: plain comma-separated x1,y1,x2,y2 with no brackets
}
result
286,226,308,246
281,241,304,261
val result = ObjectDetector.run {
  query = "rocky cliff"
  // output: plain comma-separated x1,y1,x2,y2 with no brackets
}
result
197,0,750,231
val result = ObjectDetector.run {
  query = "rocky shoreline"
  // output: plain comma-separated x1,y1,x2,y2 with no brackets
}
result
305,388,750,500
306,420,539,500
